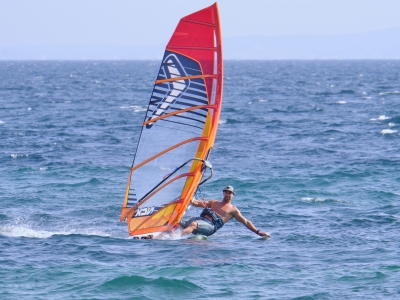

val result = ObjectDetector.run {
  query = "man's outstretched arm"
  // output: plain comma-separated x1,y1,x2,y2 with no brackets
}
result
233,209,270,237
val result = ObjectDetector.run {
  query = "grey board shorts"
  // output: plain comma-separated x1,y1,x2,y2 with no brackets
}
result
181,216,216,236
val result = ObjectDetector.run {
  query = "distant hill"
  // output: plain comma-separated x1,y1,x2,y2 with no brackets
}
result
0,45,165,61
1,27,399,60
224,27,400,59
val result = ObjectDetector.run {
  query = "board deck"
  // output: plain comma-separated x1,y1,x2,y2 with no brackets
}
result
188,235,208,240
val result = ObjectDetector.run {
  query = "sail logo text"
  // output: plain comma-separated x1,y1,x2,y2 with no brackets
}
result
146,54,188,128
134,206,156,217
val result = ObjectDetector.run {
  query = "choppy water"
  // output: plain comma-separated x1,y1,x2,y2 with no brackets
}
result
1,60,400,299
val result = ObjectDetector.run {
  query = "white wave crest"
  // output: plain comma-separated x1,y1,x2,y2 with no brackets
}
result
0,224,114,239
337,101,346,104
379,91,400,95
301,197,315,201
381,129,397,135
0,120,5,125
301,197,327,202
120,105,147,112
0,225,54,238
10,153,28,159
378,115,391,121
131,106,147,112
219,119,227,124
301,197,347,203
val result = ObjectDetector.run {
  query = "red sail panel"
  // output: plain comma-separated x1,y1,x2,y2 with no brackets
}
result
167,3,222,102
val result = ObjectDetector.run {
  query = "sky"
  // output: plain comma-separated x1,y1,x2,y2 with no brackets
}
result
1,0,400,59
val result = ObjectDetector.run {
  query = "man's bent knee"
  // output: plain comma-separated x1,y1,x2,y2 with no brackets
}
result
182,221,198,235
188,221,198,230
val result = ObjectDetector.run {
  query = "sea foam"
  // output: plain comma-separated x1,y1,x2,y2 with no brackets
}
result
0,224,114,239
10,153,28,159
371,115,391,121
119,105,147,112
378,115,391,121
379,91,400,95
381,129,397,135
0,225,53,238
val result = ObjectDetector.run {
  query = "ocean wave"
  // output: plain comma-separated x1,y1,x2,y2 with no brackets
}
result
378,115,391,121
380,129,397,135
119,105,147,112
301,197,348,204
371,115,391,121
389,116,400,123
10,153,29,159
339,89,355,94
379,91,400,95
0,224,115,239
315,91,333,96
0,225,54,238
101,275,203,292
45,178,102,187
223,118,241,124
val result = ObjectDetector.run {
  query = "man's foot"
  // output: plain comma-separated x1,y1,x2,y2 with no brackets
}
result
140,235,153,239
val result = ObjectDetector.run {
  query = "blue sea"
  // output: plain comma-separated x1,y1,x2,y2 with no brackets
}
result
1,60,399,299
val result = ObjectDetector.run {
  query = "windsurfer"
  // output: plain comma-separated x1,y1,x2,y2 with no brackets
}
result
180,186,270,238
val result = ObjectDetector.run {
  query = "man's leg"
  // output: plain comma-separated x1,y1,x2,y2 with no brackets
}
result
181,221,198,236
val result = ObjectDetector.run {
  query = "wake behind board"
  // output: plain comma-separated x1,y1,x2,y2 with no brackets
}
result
188,235,208,240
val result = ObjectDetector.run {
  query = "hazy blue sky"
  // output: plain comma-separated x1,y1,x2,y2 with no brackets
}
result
2,0,400,46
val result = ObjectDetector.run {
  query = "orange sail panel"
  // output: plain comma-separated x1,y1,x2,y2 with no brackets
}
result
120,3,223,237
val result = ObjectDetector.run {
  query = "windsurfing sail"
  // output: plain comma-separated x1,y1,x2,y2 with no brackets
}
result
120,3,223,237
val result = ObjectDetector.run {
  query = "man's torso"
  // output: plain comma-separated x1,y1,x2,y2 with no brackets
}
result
208,201,237,224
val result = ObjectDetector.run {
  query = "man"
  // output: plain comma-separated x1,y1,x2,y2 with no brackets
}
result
180,185,270,238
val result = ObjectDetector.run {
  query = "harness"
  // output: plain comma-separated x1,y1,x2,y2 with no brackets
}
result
200,208,224,232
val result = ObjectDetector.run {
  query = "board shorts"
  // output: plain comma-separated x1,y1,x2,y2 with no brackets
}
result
181,217,216,236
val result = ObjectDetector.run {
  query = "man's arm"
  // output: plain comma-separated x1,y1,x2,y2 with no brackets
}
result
191,199,212,208
233,208,270,237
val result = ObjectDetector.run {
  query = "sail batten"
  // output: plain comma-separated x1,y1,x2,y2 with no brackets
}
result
128,136,209,173
120,3,223,236
155,74,217,84
182,18,216,27
168,46,217,51
142,105,213,125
